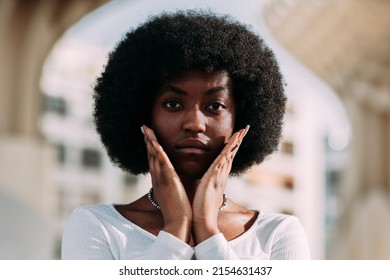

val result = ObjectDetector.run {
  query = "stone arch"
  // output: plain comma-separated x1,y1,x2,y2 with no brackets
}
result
0,0,109,137
0,0,109,259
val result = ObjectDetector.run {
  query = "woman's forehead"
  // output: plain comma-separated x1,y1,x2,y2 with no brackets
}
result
157,70,233,96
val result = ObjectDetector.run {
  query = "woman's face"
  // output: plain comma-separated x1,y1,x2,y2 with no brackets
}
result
151,69,236,180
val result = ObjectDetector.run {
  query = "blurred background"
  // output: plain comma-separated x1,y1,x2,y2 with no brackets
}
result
0,0,389,260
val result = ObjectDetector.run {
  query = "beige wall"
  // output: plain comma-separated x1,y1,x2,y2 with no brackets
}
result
263,0,390,259
1,0,389,259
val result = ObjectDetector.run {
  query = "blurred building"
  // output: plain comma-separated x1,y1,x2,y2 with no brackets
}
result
0,0,389,259
0,0,111,259
39,36,151,258
40,31,330,259
227,78,350,259
262,0,390,259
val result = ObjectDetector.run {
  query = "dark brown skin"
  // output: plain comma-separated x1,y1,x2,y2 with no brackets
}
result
116,70,258,246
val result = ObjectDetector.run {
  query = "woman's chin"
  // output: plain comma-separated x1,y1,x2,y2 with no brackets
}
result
175,164,208,181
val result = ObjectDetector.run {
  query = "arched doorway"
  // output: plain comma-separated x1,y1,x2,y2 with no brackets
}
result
2,0,385,259
39,0,351,260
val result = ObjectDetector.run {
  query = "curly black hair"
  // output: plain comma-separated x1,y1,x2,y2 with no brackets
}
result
93,9,286,176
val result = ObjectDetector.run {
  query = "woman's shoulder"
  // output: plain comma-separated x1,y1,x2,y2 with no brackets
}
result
249,211,310,259
71,203,115,216
254,211,306,236
257,211,301,223
67,204,125,226
62,204,129,260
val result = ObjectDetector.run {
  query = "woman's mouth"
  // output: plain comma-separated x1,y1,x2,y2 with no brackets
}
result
175,138,210,155
176,147,208,154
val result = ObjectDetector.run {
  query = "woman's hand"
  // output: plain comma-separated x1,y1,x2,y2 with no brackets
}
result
192,125,249,245
141,124,248,245
142,125,192,243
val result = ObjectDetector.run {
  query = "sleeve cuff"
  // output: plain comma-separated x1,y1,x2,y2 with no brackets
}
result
194,233,239,259
145,230,194,259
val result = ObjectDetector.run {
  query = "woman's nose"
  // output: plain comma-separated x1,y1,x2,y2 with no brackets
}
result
182,107,206,133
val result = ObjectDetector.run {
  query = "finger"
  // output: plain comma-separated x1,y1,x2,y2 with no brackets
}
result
142,127,163,185
209,135,239,173
144,125,174,170
227,125,250,156
217,129,242,160
142,125,164,165
143,126,180,190
142,126,158,167
208,125,250,175
242,124,250,138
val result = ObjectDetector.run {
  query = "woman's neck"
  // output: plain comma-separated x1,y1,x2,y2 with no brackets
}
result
180,178,201,205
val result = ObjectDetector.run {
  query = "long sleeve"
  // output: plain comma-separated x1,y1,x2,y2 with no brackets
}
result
195,233,239,259
195,214,310,260
269,215,311,260
143,231,193,259
61,205,194,260
61,205,310,260
62,207,114,259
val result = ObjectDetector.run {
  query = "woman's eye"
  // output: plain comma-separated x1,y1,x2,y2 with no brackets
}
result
164,100,182,109
207,103,226,112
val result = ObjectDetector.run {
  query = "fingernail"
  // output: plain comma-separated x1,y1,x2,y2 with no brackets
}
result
140,126,145,135
243,125,250,137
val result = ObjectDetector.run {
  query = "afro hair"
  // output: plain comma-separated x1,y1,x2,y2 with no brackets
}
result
93,9,286,176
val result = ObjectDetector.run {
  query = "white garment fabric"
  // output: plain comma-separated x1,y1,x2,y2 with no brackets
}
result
61,204,310,260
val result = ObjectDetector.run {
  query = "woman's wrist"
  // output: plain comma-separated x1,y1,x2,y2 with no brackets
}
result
192,220,220,245
163,218,192,244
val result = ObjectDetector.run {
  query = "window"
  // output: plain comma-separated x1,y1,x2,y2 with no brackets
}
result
283,176,294,189
81,191,101,205
327,170,341,191
56,143,66,164
81,148,101,168
281,141,294,155
124,173,138,187
43,95,67,115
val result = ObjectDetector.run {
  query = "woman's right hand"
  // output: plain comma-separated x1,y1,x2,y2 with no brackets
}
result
141,125,192,243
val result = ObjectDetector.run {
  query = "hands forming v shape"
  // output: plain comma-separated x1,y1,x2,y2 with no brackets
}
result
141,124,249,245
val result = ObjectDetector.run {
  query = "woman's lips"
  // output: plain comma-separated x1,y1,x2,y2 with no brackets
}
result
175,138,210,155
176,147,208,155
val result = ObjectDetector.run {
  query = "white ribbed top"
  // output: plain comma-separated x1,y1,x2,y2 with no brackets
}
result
61,204,310,260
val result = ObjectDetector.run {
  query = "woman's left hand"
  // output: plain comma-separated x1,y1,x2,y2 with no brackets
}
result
192,125,249,244
142,125,193,244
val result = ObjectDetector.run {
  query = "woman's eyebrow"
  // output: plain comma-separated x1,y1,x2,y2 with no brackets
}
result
206,86,229,95
161,85,187,95
160,84,230,96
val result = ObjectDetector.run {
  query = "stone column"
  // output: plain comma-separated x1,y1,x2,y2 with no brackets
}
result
0,0,108,258
262,0,390,259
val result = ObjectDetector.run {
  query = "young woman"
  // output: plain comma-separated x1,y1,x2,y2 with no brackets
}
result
61,10,310,260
